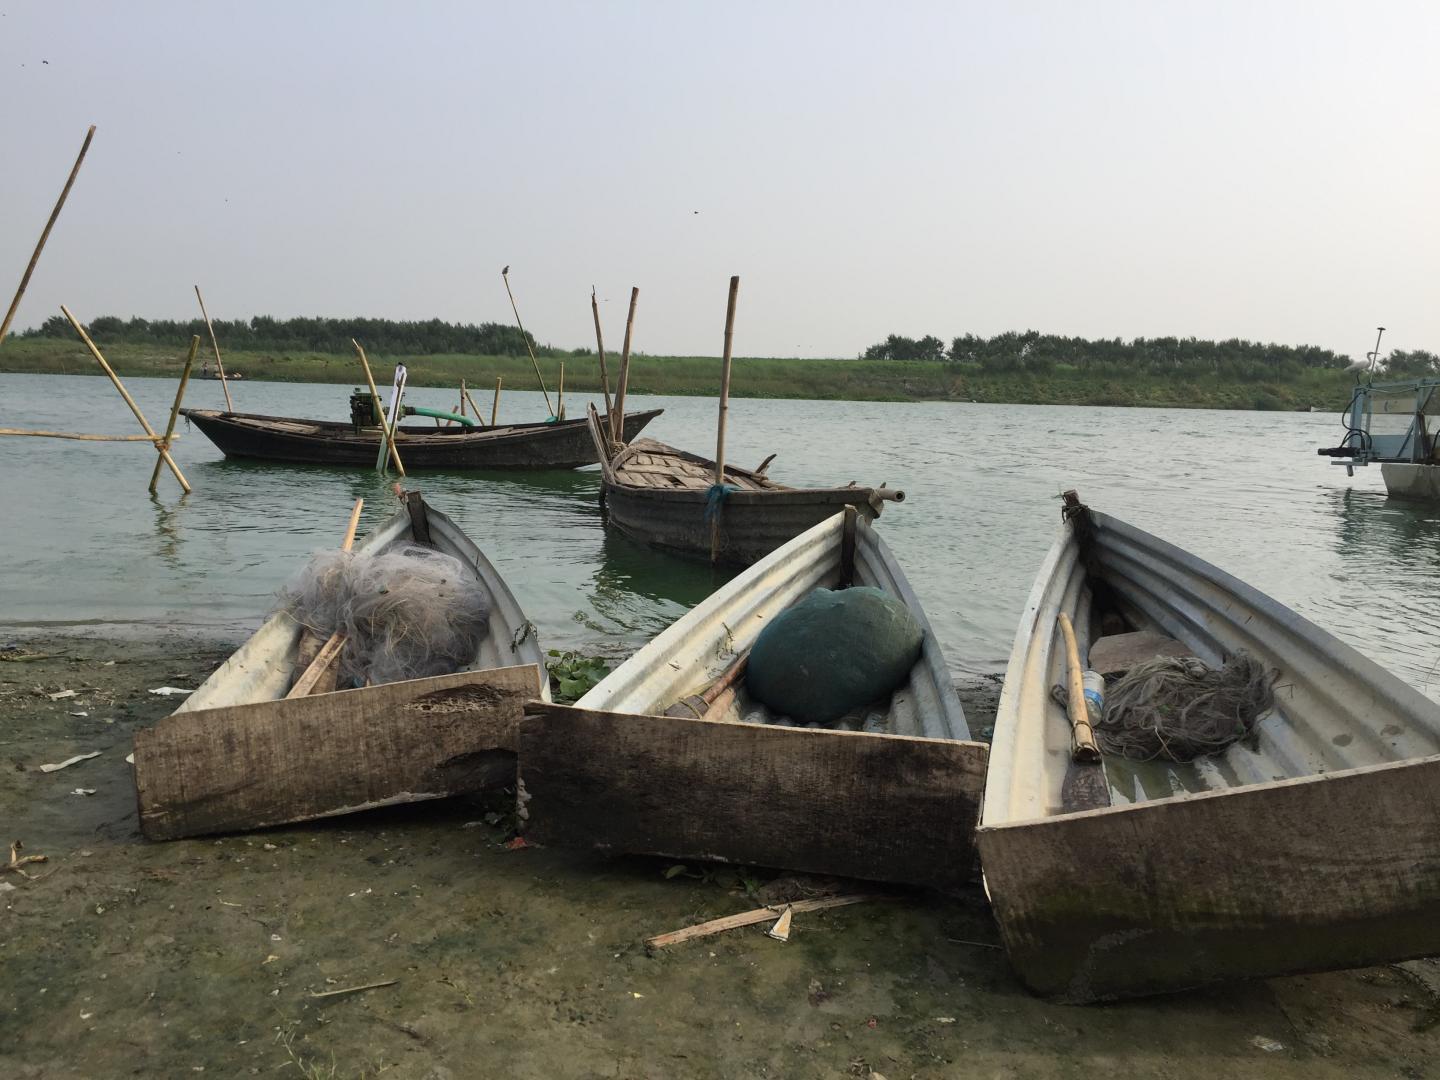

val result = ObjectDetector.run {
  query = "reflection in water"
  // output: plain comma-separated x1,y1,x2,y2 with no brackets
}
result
585,529,735,642
148,492,187,572
1328,487,1440,569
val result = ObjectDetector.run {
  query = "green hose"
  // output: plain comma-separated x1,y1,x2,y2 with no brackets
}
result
404,406,477,428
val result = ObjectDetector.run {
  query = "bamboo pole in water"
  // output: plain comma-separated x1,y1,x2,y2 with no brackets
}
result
193,286,234,413
0,125,96,350
714,276,740,485
591,288,613,418
351,339,405,476
462,384,485,425
0,429,177,443
501,268,555,417
710,276,740,562
557,361,565,420
62,305,191,493
491,377,502,426
149,336,200,493
611,287,639,442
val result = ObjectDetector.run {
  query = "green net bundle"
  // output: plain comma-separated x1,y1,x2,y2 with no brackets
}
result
745,587,923,725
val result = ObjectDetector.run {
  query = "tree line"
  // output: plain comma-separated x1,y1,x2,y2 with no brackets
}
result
863,331,1389,380
20,314,593,359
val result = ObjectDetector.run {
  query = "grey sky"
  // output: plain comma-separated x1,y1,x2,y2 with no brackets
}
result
3,1,1436,360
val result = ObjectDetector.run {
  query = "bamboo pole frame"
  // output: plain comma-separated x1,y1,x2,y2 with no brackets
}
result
0,126,96,349
193,286,234,412
351,339,405,476
149,335,200,493
0,429,175,443
61,305,190,493
591,287,613,418
611,287,639,442
501,268,554,416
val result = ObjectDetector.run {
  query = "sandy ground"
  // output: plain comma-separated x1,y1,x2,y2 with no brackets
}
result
3,634,1439,1079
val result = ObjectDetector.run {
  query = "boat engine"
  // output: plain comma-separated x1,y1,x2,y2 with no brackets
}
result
349,389,379,431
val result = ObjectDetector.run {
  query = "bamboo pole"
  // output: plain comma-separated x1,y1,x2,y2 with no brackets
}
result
457,379,467,422
0,125,96,350
591,287,613,418
287,498,364,698
351,339,405,476
709,276,740,562
557,361,565,420
500,268,554,416
611,287,639,442
714,276,740,485
149,336,200,493
462,384,484,425
61,305,191,493
491,376,502,426
0,429,177,443
193,286,234,412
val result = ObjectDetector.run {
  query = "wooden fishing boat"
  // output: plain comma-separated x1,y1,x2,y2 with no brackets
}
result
182,406,663,470
520,508,989,890
976,492,1440,1002
133,491,549,840
588,406,904,565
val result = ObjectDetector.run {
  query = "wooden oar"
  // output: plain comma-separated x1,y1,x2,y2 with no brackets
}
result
1057,612,1111,812
352,339,405,476
286,499,364,699
665,651,750,718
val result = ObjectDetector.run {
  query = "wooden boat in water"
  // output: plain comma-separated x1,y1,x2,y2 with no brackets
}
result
520,509,989,890
976,492,1440,1002
587,406,904,565
134,491,548,840
182,406,663,470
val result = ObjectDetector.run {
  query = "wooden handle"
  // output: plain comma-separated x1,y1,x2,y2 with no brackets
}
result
1057,612,1100,762
341,498,363,552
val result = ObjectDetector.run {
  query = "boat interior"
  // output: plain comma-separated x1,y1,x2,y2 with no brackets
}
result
576,511,970,742
982,504,1440,828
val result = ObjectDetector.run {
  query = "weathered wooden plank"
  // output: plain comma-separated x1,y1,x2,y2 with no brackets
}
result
976,752,1440,1002
519,703,987,892
135,665,543,841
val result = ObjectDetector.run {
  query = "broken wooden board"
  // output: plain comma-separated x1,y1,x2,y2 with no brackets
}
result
134,665,542,841
519,702,988,893
1087,630,1192,676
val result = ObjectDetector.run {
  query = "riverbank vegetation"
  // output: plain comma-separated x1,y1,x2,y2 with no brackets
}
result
0,318,1387,410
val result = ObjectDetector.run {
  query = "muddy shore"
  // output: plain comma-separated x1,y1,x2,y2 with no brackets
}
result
3,633,1438,1079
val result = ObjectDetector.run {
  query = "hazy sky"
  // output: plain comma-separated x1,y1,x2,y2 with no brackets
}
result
3,1,1437,359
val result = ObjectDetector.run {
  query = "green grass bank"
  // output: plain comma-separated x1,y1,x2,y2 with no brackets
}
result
0,339,1357,411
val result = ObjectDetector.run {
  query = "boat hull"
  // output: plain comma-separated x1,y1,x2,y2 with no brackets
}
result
1382,463,1440,501
978,507,1440,1002
602,482,885,566
519,512,988,892
182,408,662,470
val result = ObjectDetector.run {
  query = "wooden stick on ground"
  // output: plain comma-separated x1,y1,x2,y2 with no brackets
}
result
0,429,178,443
61,306,191,493
611,287,639,442
0,125,96,350
149,336,200,494
490,376,502,426
646,894,879,949
501,268,555,417
351,339,405,476
193,286,234,413
591,287,614,418
710,276,740,561
309,980,397,1000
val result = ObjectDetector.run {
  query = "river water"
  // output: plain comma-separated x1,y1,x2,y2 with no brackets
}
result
4,372,1438,700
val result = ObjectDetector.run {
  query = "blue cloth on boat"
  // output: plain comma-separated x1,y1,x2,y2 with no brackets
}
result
704,483,740,522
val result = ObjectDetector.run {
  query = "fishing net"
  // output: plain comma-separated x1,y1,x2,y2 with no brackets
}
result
1095,652,1277,762
277,543,493,688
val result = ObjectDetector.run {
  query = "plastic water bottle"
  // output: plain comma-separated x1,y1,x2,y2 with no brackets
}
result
1082,670,1105,722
